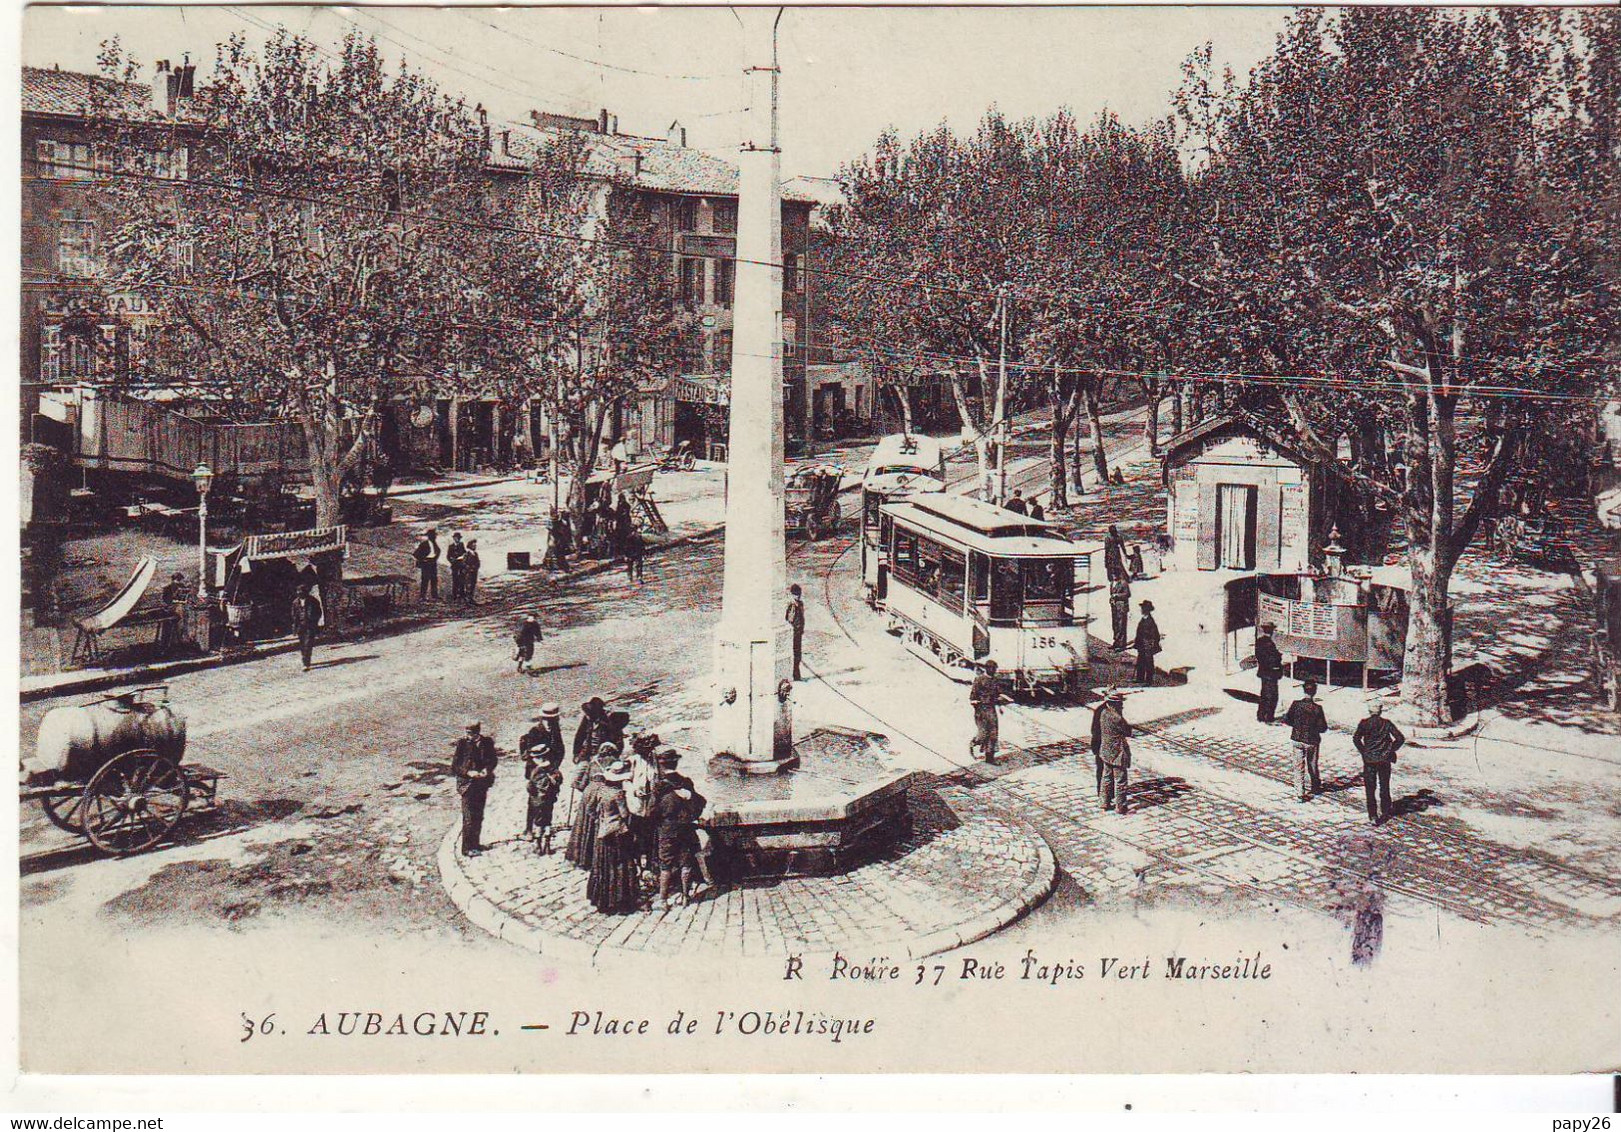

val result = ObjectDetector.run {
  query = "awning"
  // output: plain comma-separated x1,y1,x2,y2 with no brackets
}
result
242,525,348,562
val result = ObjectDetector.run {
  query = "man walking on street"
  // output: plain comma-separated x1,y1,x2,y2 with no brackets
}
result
1353,700,1405,826
1097,688,1132,815
446,532,467,601
452,719,498,856
414,528,441,601
623,528,646,584
1109,576,1132,651
786,584,807,681
1282,679,1329,801
1132,600,1162,686
969,659,1006,765
1255,622,1285,723
291,584,323,671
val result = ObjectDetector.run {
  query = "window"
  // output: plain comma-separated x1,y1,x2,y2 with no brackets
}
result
938,549,967,613
679,257,703,307
711,199,737,234
673,197,698,231
152,145,189,180
971,554,990,603
892,530,918,578
714,257,735,307
169,240,195,282
40,324,98,381
989,558,1022,622
784,252,800,292
1022,559,1072,603
36,139,97,180
56,212,98,277
715,330,734,370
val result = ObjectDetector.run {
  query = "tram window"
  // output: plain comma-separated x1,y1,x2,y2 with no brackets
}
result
971,554,990,603
990,558,1022,621
1023,559,1072,602
939,550,967,613
893,531,918,578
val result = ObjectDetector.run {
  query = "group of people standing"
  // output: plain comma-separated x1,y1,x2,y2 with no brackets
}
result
543,493,645,583
1104,526,1160,685
451,696,717,917
412,528,483,604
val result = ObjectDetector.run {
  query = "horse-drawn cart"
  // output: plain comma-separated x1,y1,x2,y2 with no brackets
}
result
21,686,222,855
786,466,843,541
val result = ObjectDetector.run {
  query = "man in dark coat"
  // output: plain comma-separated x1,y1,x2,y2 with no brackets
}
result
1282,680,1329,801
1353,700,1405,826
622,528,646,584
786,584,807,680
463,539,482,604
1104,525,1128,584
520,704,566,852
547,510,572,573
969,659,1006,765
573,697,609,763
615,493,634,548
1109,576,1132,651
446,533,467,601
650,749,709,907
1096,689,1132,814
413,528,441,600
1255,622,1286,723
1089,691,1109,798
1132,600,1162,685
1004,490,1028,516
1029,498,1046,522
452,719,498,856
290,585,323,671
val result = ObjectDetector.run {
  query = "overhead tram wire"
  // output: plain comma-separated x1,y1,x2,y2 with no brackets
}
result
457,11,728,82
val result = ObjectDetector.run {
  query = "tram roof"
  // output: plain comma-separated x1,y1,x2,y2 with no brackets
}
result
864,471,946,496
882,494,1095,558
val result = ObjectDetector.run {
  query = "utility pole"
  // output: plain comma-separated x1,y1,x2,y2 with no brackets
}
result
801,240,813,458
994,282,1010,506
712,5,793,768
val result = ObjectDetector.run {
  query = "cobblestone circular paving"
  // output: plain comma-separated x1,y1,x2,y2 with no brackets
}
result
439,775,1057,963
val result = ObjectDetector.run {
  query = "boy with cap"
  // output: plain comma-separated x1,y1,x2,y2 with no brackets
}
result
520,705,566,853
514,613,543,674
650,749,711,908
1282,680,1329,801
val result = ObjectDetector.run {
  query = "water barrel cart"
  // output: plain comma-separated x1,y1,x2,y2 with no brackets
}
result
20,686,223,855
786,466,843,541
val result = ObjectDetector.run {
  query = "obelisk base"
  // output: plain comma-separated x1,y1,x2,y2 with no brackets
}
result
711,625,796,772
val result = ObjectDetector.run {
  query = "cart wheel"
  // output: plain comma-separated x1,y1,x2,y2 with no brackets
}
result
83,750,188,856
679,453,696,471
40,790,87,834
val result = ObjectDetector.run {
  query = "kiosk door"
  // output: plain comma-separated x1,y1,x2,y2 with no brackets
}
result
1217,484,1258,570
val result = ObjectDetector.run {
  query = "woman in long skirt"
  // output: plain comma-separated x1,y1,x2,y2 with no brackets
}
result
587,762,642,915
564,742,622,867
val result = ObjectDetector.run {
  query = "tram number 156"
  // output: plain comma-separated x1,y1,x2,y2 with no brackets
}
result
1029,635,1058,650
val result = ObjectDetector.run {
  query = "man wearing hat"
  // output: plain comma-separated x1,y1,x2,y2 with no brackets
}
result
452,719,498,856
290,583,323,672
1132,600,1163,686
413,528,441,601
573,697,609,763
786,584,807,681
520,705,566,853
1352,700,1405,826
1095,688,1133,815
625,732,662,871
1255,622,1286,723
969,659,1007,765
160,571,189,649
1282,680,1329,802
650,749,711,908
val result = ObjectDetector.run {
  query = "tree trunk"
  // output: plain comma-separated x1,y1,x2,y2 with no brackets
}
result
1142,383,1162,456
1048,370,1070,510
946,369,992,498
300,415,348,631
1083,375,1110,485
1400,543,1455,725
1170,382,1184,434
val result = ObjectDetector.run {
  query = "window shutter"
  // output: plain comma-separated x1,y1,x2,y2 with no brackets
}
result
35,139,56,177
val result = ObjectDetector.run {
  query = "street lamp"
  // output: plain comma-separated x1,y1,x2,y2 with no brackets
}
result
192,462,213,601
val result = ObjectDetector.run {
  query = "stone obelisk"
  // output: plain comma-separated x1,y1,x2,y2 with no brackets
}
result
712,6,793,770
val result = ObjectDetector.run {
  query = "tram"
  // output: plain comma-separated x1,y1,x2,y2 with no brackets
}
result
860,434,947,607
879,493,1095,697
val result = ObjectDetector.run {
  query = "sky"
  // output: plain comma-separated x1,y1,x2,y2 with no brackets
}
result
21,4,1292,179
